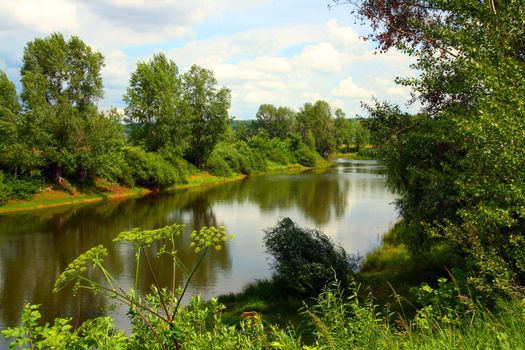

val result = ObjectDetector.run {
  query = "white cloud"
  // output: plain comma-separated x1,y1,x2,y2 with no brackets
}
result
332,76,375,99
0,0,78,33
292,42,346,73
325,19,362,50
103,50,130,85
0,0,416,117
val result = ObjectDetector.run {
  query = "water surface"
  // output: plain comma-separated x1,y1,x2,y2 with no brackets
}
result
0,159,397,340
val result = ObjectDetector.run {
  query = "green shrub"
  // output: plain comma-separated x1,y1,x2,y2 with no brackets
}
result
96,150,135,186
0,171,10,205
356,147,379,159
7,177,43,200
206,141,268,177
294,143,317,167
236,140,267,173
205,149,233,177
267,138,293,165
263,217,360,296
124,147,182,189
0,172,43,204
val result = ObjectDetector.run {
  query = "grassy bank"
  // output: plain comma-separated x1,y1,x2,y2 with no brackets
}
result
213,221,525,349
334,148,378,161
0,161,332,214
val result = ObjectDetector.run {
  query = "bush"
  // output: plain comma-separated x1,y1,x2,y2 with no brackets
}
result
7,176,43,200
96,150,135,186
263,217,360,296
124,147,183,189
205,149,233,177
0,171,10,205
356,147,379,159
267,138,293,165
293,143,317,167
0,172,43,205
205,141,268,177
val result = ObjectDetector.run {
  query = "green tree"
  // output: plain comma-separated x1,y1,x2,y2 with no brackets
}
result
182,65,231,167
124,53,190,157
0,70,24,176
20,33,105,183
333,109,353,151
346,0,525,294
296,100,335,157
255,104,295,139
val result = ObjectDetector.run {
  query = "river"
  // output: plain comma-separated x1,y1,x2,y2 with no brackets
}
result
0,159,397,343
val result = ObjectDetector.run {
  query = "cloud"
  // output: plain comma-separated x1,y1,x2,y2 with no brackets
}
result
325,19,362,50
0,1,416,117
292,42,347,73
332,76,375,99
0,0,78,33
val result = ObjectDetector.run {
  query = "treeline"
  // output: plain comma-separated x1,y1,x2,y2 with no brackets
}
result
0,33,367,205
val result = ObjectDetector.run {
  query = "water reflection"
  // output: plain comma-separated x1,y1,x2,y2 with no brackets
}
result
0,160,397,340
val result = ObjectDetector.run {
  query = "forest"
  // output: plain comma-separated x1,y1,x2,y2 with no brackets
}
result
2,0,525,349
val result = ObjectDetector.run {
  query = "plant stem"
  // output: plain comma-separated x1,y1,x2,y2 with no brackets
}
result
173,246,209,316
133,304,169,350
171,234,176,302
135,247,141,291
143,248,171,321
78,278,171,323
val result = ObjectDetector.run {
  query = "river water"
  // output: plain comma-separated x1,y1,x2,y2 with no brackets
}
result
0,159,397,342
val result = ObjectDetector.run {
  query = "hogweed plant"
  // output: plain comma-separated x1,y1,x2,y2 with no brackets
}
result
7,223,234,350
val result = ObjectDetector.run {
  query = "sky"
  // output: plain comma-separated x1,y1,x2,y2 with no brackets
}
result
0,0,416,119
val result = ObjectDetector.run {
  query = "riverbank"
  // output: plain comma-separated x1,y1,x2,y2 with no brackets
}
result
0,160,333,214
334,149,377,160
217,220,456,324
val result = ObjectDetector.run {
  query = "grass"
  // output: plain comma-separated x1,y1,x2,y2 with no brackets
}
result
0,186,148,213
357,221,465,314
218,279,306,329
334,151,377,161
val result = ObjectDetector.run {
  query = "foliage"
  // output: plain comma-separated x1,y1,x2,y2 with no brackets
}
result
0,171,43,205
0,172,10,206
124,53,190,156
44,224,234,349
5,282,525,349
263,217,359,296
205,141,267,177
124,147,183,189
346,0,525,296
304,282,391,349
2,304,127,349
20,33,106,182
182,65,231,167
293,143,317,167
296,101,336,157
255,104,295,139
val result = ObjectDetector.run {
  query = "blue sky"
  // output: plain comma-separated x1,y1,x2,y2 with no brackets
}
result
0,0,415,119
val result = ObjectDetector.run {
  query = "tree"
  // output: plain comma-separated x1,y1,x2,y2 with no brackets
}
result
296,100,336,157
333,109,353,151
124,53,190,157
20,33,105,183
182,65,231,167
0,70,23,176
344,0,525,295
255,104,295,139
